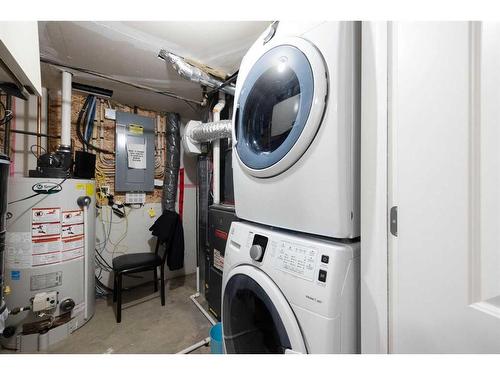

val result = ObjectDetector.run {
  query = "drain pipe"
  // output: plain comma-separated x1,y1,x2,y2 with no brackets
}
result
176,337,211,354
212,92,225,205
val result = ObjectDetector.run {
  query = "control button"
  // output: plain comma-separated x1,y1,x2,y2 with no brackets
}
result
321,255,329,264
318,269,327,283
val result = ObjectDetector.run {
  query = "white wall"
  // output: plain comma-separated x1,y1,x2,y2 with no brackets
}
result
9,88,48,176
96,120,199,288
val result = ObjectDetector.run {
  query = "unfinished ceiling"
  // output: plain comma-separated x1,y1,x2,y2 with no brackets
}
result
38,21,270,119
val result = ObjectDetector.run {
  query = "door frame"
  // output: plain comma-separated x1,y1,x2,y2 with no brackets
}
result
360,21,390,354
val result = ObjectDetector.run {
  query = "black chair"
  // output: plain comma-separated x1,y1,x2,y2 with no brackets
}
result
112,238,167,323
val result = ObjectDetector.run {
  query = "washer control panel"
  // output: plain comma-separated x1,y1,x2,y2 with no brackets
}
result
274,241,318,281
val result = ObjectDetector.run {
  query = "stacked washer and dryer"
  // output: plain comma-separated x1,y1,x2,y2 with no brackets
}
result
222,21,361,354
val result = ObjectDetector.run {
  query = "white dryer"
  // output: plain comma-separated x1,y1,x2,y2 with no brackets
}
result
232,21,361,239
221,221,359,354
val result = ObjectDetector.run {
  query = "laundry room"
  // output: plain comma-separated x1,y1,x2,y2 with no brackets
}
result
2,1,500,374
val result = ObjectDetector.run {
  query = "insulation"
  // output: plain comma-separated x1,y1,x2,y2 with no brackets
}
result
159,50,235,96
162,112,181,212
188,120,232,143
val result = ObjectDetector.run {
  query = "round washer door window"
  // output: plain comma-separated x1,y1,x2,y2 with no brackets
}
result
222,266,306,354
235,39,327,178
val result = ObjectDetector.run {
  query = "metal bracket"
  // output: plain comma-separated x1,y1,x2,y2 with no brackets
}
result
390,206,398,237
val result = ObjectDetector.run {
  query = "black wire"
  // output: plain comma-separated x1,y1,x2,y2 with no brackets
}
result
30,144,47,161
8,178,68,205
0,99,13,126
76,95,114,154
204,71,238,97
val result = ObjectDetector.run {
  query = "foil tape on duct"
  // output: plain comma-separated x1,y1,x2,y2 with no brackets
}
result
162,113,181,213
188,120,232,143
158,50,235,96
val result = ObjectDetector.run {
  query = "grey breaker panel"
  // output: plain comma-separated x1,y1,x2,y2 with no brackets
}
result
115,111,155,192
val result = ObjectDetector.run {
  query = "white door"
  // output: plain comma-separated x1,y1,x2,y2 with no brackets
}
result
389,22,500,353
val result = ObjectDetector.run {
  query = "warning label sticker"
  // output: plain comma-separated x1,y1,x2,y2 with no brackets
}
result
33,252,62,267
213,248,224,271
62,223,84,239
62,210,84,225
32,236,63,255
62,235,84,251
32,207,61,223
62,247,84,262
32,222,61,238
5,232,32,269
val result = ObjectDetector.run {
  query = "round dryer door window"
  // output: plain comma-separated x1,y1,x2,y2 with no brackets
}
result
234,38,327,178
222,265,306,354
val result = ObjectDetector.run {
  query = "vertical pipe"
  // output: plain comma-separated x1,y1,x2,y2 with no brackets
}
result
60,71,72,148
162,112,181,212
99,99,104,149
212,92,225,205
83,204,90,320
36,96,42,157
3,95,12,156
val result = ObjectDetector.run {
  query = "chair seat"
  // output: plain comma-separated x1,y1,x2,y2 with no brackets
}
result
112,252,162,272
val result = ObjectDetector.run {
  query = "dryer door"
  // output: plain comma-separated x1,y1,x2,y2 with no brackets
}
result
234,38,327,178
222,265,307,354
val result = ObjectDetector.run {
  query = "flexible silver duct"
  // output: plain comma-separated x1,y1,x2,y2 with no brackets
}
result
162,113,181,213
188,120,232,143
158,50,235,96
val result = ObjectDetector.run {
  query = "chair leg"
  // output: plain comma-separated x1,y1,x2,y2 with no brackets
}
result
113,273,117,302
160,266,165,306
153,268,158,292
116,273,122,323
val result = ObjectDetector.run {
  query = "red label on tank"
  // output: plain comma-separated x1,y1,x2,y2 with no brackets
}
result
215,229,228,240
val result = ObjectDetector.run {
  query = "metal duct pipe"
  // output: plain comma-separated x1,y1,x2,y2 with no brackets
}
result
188,120,232,143
60,71,72,148
158,50,235,96
162,112,181,212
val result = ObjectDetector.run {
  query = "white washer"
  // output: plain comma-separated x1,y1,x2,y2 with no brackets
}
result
221,221,359,354
232,21,361,239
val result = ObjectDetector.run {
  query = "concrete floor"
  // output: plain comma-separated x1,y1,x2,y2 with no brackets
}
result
38,274,212,354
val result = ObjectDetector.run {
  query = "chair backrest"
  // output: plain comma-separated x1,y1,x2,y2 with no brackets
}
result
150,210,180,267
154,230,175,266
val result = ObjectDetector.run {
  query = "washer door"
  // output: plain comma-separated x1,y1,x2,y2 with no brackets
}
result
222,265,307,354
234,38,327,178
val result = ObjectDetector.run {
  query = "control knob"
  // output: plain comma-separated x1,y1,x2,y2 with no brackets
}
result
250,244,264,261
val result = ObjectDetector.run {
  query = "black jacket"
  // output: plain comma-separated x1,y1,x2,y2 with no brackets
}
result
149,211,184,271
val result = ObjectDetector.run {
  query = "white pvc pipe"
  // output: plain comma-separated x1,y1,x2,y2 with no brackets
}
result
83,204,90,320
60,71,72,147
176,337,211,354
190,293,217,326
212,92,225,205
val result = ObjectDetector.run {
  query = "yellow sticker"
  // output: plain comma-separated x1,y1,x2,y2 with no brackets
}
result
148,207,156,218
76,183,85,191
128,124,144,135
86,183,94,196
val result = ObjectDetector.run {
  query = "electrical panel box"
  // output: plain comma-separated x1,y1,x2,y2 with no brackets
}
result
115,112,155,192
